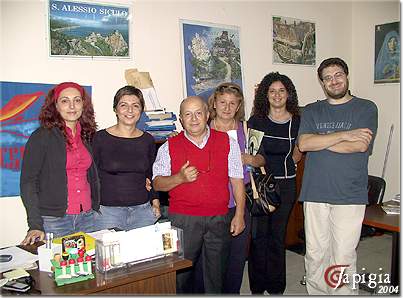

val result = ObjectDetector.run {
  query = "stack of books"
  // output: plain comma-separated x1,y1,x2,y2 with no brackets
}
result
137,109,177,141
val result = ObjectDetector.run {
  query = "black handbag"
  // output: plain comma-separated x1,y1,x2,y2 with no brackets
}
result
245,167,281,216
242,121,281,216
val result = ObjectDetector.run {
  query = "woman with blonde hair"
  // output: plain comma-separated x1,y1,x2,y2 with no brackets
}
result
193,82,265,294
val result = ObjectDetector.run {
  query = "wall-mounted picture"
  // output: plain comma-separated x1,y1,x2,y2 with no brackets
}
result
0,82,91,197
374,21,400,84
48,0,130,58
272,15,316,66
180,20,243,100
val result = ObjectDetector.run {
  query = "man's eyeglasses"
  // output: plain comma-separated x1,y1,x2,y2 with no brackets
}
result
322,72,346,83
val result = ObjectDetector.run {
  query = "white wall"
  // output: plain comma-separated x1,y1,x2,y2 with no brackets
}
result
350,0,400,202
0,0,399,247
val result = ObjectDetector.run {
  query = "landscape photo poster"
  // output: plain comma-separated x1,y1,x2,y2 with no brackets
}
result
374,21,400,84
272,15,316,66
0,82,91,197
48,0,130,58
180,20,244,101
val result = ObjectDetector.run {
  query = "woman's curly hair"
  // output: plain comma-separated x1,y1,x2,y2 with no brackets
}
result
39,85,97,143
252,72,299,118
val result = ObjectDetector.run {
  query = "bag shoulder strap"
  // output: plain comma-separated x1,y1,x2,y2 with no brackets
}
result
242,121,248,154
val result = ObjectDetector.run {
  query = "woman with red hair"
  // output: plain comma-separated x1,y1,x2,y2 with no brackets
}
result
20,82,100,245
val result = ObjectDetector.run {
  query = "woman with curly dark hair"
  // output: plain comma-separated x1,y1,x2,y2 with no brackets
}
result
20,82,100,245
247,72,302,294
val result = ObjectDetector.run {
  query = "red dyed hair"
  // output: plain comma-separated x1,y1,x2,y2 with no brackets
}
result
39,83,97,143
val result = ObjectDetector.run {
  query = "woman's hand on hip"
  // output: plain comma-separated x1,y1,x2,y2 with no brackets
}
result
146,178,152,191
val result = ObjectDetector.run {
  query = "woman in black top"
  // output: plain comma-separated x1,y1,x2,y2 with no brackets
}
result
92,86,160,231
247,72,302,294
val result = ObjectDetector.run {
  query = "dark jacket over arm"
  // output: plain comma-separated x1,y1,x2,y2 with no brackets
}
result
20,127,100,232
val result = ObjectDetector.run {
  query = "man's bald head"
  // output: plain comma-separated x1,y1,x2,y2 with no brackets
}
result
179,96,208,116
179,96,209,141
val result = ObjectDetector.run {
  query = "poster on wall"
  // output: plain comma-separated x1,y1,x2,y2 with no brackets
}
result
180,19,244,101
0,82,91,197
48,0,130,58
272,15,316,66
374,22,400,84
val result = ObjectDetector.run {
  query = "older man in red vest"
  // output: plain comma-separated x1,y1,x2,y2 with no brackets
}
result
153,96,245,293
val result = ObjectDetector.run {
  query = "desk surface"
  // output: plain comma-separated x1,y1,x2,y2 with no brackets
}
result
363,205,400,233
0,255,191,295
31,255,191,295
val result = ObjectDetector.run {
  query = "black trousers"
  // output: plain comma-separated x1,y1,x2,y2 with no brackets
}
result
193,206,251,294
248,178,296,294
169,212,231,294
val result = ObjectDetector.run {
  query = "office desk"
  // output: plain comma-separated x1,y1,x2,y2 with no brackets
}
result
2,255,191,295
363,204,400,287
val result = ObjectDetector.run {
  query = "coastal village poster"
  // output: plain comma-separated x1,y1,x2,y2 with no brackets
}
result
180,20,243,101
49,0,130,58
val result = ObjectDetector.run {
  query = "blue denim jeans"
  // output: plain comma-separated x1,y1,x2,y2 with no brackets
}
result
42,209,96,238
94,202,157,231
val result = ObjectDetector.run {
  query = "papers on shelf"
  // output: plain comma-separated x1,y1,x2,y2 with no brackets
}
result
381,206,400,215
0,247,38,273
381,197,400,215
124,68,162,111
144,109,166,115
145,119,175,127
141,87,162,111
391,193,400,202
3,268,30,280
147,112,175,120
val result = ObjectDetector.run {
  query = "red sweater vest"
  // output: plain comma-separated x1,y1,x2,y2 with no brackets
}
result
168,130,230,216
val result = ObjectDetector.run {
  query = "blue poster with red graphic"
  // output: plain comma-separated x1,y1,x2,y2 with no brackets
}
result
0,82,90,197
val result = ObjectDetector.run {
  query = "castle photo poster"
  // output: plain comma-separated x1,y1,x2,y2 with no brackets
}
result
180,20,243,101
272,15,316,66
374,22,400,84
48,0,130,58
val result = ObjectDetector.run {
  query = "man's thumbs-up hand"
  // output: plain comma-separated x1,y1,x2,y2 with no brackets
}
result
179,160,198,183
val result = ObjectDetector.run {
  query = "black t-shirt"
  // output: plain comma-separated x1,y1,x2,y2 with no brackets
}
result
92,129,156,206
248,114,300,178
